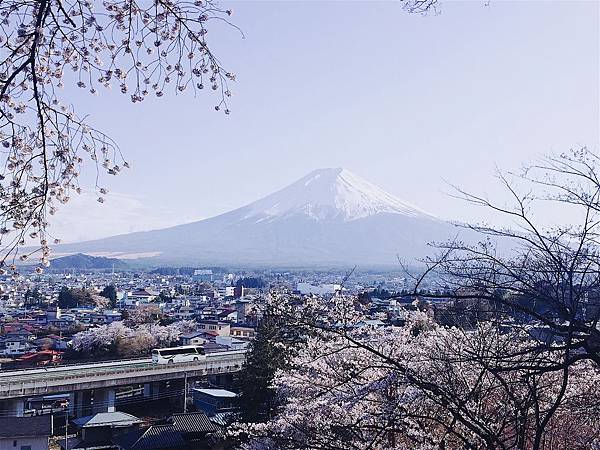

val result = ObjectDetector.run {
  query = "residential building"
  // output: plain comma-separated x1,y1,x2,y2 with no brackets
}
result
192,388,237,416
179,332,209,347
196,321,230,337
64,412,143,450
230,325,255,339
0,416,54,450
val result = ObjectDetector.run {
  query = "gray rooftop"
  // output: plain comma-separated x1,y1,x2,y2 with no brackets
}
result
0,415,53,438
193,388,237,398
73,411,142,428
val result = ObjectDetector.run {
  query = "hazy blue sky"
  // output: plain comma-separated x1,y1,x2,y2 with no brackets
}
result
54,0,599,242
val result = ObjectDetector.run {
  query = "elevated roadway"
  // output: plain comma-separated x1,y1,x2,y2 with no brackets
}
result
0,350,246,415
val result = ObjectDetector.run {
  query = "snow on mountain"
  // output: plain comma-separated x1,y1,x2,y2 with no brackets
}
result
240,168,435,223
55,168,462,266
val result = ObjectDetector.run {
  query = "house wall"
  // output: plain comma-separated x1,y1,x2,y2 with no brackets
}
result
197,322,230,336
230,327,255,339
0,436,48,450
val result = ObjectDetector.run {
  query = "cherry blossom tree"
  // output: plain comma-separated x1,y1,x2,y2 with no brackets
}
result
0,0,239,275
235,293,600,450
238,298,600,450
70,318,196,357
0,0,445,276
416,148,600,370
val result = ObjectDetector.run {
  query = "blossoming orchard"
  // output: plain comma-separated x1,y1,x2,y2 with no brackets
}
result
0,0,236,275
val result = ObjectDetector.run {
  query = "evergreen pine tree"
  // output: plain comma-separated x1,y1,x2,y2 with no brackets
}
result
236,312,291,423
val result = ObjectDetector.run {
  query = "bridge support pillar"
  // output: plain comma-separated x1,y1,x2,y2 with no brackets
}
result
150,382,163,400
93,388,116,413
67,392,75,417
73,390,92,418
208,374,228,387
168,379,184,406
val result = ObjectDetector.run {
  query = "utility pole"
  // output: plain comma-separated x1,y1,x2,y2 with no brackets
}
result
64,413,68,450
183,372,188,413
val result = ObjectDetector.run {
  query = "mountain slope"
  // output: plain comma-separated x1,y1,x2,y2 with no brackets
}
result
55,168,464,266
46,253,128,270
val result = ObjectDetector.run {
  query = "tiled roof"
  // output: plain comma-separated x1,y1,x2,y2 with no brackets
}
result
210,412,236,427
113,425,185,450
180,331,204,339
170,412,217,434
0,416,53,438
58,437,114,450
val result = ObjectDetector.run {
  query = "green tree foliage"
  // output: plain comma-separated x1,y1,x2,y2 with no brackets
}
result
57,287,97,309
99,284,118,308
24,288,42,306
235,310,298,424
235,277,266,289
158,291,173,303
57,287,77,309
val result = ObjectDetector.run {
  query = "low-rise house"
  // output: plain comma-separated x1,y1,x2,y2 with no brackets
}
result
169,412,218,447
6,329,36,342
119,290,157,309
230,325,255,339
47,315,75,330
195,307,218,321
215,335,249,351
179,332,209,347
196,321,230,337
103,310,122,324
62,411,143,450
1,323,35,335
354,319,386,329
113,425,185,450
172,306,195,321
216,308,236,322
192,388,237,417
2,335,36,356
0,415,54,450
202,342,229,354
76,312,107,326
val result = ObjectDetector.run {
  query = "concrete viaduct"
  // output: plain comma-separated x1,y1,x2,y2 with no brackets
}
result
0,350,246,417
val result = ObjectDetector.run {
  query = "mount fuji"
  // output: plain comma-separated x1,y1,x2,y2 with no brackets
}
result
55,168,464,267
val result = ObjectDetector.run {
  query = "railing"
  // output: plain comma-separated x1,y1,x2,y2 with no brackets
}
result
0,356,151,374
0,352,246,399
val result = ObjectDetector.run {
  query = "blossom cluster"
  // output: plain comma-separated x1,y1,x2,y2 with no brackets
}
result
0,1,236,274
237,294,600,449
70,319,197,357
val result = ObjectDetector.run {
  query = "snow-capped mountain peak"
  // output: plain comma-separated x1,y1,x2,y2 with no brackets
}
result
55,167,457,266
242,168,435,222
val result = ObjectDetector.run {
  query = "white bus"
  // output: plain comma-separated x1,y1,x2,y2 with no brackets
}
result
151,346,206,365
